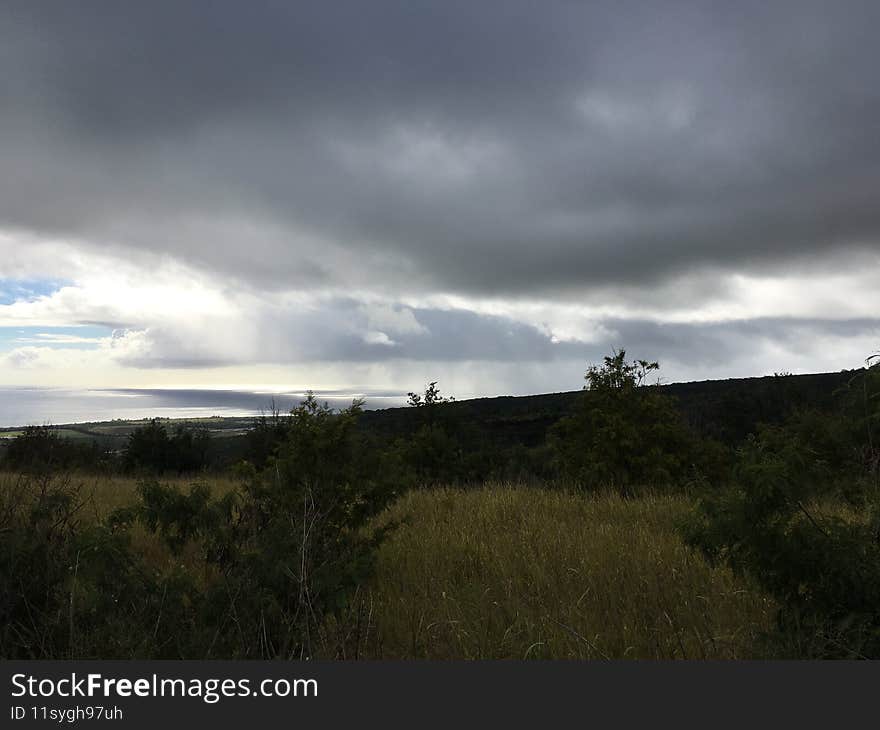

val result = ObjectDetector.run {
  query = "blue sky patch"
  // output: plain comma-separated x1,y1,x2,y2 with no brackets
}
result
0,325,111,352
0,278,73,305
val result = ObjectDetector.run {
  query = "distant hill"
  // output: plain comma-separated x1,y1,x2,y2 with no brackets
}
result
358,368,863,448
0,369,864,462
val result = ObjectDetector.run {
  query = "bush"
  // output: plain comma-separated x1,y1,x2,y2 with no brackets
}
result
550,350,706,492
122,419,211,474
685,362,880,657
395,382,469,485
116,394,399,658
2,426,111,473
243,407,291,468
1,395,400,659
0,473,162,658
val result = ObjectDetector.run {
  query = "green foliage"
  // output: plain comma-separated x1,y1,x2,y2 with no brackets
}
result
122,419,211,474
395,382,470,484
837,359,880,482
122,481,236,554
399,422,460,483
2,426,111,473
406,381,454,408
0,474,161,658
685,361,880,657
243,405,292,467
550,350,707,492
116,394,398,658
1,395,399,659
5,355,879,659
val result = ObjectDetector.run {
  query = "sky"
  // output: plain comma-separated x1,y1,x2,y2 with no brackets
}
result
0,1,878,400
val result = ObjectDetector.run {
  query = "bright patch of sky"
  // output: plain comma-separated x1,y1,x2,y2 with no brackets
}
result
0,278,72,305
0,325,110,352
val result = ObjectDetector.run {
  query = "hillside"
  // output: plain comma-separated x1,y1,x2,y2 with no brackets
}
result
358,368,861,448
1,368,862,467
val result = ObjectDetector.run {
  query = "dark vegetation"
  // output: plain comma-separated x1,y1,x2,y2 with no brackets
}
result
684,361,880,658
122,419,212,474
1,396,396,658
549,353,721,492
2,425,114,474
1,353,878,658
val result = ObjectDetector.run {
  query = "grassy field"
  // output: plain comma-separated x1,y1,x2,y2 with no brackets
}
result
1,472,775,659
0,471,239,518
357,486,774,659
0,427,103,440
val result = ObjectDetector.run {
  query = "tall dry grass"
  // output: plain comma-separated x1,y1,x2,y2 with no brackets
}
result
0,470,241,575
1,472,776,659
0,470,239,520
358,485,775,659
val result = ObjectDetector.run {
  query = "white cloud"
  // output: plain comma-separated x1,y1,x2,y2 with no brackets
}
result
0,227,877,393
363,330,396,346
359,302,427,336
14,333,103,345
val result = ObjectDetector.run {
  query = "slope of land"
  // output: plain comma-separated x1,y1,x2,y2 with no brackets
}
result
0,368,862,456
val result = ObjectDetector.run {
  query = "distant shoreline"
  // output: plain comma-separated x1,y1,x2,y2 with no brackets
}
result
0,367,861,432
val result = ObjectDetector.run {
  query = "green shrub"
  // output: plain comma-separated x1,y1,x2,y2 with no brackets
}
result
1,395,400,659
0,473,162,658
550,350,707,492
685,363,880,657
117,394,399,658
2,426,111,473
394,382,472,485
243,407,292,467
122,419,211,474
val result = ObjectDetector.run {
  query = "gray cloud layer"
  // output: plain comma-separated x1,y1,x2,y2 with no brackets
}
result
2,1,879,298
114,297,880,372
1,1,879,390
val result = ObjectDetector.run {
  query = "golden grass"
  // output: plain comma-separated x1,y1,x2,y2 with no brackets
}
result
360,485,775,659
0,470,239,521
1,472,776,659
0,471,241,576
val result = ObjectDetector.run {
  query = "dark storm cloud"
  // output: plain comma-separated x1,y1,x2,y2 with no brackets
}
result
1,1,879,296
603,317,880,370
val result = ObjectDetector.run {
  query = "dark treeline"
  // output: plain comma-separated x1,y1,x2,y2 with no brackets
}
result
2,420,239,476
357,367,860,456
2,425,114,473
0,367,861,479
1,353,878,659
243,367,864,487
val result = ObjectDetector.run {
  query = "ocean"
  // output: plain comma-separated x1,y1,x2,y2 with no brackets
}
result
0,387,407,428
